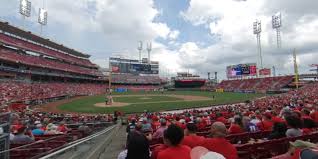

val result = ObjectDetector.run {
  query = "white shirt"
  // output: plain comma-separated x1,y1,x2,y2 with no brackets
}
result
117,150,127,159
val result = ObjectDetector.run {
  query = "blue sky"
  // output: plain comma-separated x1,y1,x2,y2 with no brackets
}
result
153,0,216,48
1,0,318,79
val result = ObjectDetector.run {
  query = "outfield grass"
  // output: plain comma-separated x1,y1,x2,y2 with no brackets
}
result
58,91,264,114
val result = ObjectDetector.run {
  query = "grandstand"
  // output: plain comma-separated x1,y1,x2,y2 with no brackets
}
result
0,21,106,107
0,21,115,159
216,75,294,93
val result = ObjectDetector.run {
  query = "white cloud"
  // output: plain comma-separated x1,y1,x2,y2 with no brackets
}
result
168,30,180,40
1,0,318,79
179,0,318,78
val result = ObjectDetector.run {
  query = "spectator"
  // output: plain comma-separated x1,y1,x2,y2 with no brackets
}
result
141,118,152,132
243,116,258,132
153,119,167,139
157,124,191,159
201,122,238,159
45,123,60,135
11,126,34,144
181,122,205,148
126,118,137,134
57,121,70,133
118,131,150,159
216,112,227,124
78,122,92,136
228,116,244,134
257,113,273,131
285,115,303,137
268,122,287,139
250,114,261,125
302,118,316,135
32,123,44,135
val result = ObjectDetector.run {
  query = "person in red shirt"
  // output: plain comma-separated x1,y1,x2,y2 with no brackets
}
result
151,144,168,159
181,122,205,148
271,111,285,123
201,122,238,159
302,108,313,120
302,118,316,135
216,112,228,124
228,116,244,134
157,124,191,159
152,119,161,132
57,121,69,133
257,114,274,131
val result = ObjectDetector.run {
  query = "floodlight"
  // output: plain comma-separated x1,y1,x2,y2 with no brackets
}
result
19,0,31,17
38,8,48,25
272,12,281,29
253,20,261,34
272,12,282,48
147,42,152,63
137,41,143,62
253,19,263,68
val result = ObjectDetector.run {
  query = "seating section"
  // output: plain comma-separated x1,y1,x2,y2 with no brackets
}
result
217,76,294,92
0,48,102,76
113,85,162,91
0,81,106,105
112,74,162,84
0,33,96,68
6,110,114,159
128,82,318,159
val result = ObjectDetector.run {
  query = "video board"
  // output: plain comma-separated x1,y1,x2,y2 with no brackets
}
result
227,63,257,78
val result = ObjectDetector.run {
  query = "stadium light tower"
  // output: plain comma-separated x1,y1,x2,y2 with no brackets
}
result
253,19,263,69
272,12,282,48
137,41,143,62
38,8,48,35
19,0,31,28
293,49,299,89
147,42,152,64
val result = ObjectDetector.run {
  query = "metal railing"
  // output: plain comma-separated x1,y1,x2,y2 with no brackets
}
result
39,124,118,159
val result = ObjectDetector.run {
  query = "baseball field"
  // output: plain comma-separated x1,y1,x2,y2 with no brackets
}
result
38,91,264,114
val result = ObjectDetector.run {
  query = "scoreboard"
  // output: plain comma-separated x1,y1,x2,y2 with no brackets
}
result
109,57,159,75
227,63,257,78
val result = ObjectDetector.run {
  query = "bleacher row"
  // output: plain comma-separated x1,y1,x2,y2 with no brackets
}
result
0,81,106,106
8,115,114,159
113,85,162,91
112,74,163,84
217,76,294,92
0,48,102,76
0,33,96,68
127,82,318,159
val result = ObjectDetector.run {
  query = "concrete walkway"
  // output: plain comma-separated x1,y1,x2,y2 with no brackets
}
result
99,125,127,159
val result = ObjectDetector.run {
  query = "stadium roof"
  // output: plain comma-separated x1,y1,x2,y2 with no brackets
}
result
0,21,90,58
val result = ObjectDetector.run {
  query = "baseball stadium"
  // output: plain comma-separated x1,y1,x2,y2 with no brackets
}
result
1,0,318,159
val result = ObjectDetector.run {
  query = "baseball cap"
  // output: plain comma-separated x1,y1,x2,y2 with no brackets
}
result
300,149,318,159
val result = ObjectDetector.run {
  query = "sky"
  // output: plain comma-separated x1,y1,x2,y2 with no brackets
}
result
0,0,318,80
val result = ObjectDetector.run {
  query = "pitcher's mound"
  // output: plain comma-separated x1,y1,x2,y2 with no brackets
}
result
94,102,129,107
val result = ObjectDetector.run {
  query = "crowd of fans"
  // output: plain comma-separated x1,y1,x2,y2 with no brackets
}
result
0,81,106,106
121,82,318,159
113,85,162,91
0,33,96,68
1,108,115,158
112,74,163,85
0,48,102,76
217,76,294,92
